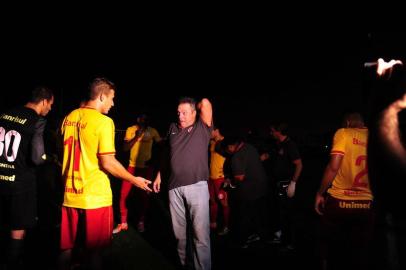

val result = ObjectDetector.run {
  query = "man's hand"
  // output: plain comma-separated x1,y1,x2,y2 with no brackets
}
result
315,193,325,215
287,181,296,198
134,177,152,192
135,127,145,138
153,172,161,193
377,58,403,77
153,179,161,193
123,127,145,152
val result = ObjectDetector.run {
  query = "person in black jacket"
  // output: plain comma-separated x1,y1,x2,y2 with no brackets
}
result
0,86,54,269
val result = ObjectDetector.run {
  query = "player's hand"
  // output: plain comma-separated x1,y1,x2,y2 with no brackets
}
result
135,177,152,192
315,193,325,215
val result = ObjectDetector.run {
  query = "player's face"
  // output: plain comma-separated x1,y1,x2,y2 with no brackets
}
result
211,128,219,139
102,89,115,114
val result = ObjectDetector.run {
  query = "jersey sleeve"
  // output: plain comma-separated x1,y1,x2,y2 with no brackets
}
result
151,128,161,142
331,128,346,156
31,117,47,165
98,118,116,156
124,126,135,141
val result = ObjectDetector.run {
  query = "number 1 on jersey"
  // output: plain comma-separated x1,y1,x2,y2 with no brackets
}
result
64,136,81,171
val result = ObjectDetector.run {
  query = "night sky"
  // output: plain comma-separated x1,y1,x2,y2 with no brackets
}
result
1,31,405,137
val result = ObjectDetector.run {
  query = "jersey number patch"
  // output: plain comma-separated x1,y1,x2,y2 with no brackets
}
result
0,127,22,162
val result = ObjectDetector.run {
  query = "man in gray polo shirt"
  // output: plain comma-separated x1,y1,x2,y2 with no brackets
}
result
153,97,213,270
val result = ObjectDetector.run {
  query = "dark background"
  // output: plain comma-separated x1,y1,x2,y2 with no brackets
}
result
0,26,405,269
1,31,405,137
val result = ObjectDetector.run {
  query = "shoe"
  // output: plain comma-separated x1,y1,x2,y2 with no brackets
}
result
269,230,281,244
279,244,295,252
240,242,249,249
137,221,145,233
270,236,281,244
240,235,260,249
217,227,229,236
246,233,260,244
113,223,128,234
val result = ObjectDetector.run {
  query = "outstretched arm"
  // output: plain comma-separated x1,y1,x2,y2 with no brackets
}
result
99,155,152,192
315,154,343,215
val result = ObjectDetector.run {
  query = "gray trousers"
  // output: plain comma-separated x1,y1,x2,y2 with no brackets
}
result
169,181,211,270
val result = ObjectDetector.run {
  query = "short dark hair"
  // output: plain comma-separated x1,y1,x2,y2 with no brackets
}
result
178,97,196,111
88,77,116,100
30,86,53,104
222,135,244,147
342,112,364,128
212,123,222,132
270,122,289,135
137,113,149,125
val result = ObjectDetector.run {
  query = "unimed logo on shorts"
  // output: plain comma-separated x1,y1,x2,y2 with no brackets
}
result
339,201,371,209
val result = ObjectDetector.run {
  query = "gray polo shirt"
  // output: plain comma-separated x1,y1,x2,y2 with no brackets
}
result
167,118,212,190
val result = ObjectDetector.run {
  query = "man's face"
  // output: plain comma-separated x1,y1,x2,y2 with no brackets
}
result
226,144,237,154
101,89,115,114
270,127,279,139
211,128,219,139
40,96,54,116
137,115,147,127
177,103,196,128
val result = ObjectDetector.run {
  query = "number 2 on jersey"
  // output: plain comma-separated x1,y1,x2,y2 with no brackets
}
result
353,155,368,188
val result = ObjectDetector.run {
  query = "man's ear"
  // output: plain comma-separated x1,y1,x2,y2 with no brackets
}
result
99,93,104,102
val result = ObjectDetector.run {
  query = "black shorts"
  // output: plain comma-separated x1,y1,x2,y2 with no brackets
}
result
0,190,37,230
